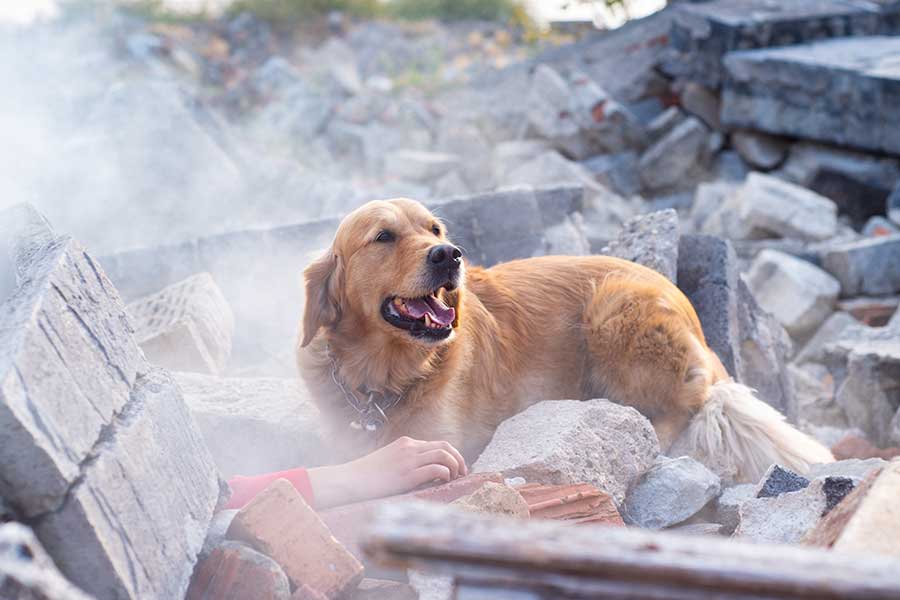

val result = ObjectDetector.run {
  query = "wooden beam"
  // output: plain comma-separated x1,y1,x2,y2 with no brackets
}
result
362,501,900,600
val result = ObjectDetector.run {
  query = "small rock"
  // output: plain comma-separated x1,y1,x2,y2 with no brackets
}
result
821,235,900,296
472,399,660,506
384,150,461,183
601,209,680,282
186,541,290,600
715,483,756,535
645,106,685,142
624,456,721,529
862,216,899,238
451,482,530,518
737,173,838,241
731,131,788,171
756,465,809,499
736,478,832,544
745,249,841,339
680,82,721,130
638,117,709,191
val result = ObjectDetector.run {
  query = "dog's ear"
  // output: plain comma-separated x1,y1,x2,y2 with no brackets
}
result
300,250,342,347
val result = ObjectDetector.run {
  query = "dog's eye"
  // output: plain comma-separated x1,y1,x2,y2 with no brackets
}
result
375,230,394,243
431,225,441,237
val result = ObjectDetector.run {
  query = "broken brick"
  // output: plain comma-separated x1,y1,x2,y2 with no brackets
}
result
517,483,624,526
226,479,364,598
187,541,290,600
831,434,900,461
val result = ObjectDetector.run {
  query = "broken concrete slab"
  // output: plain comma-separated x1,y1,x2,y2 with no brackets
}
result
624,456,721,530
127,272,235,375
677,235,796,419
715,483,756,535
821,235,900,297
472,399,660,506
736,173,838,242
0,522,93,600
722,36,900,156
174,373,327,477
638,117,708,191
227,479,364,598
833,459,900,558
601,209,679,283
186,541,291,600
665,0,900,88
746,249,840,339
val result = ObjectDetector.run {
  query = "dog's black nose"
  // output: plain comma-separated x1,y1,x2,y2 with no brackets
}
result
429,244,462,267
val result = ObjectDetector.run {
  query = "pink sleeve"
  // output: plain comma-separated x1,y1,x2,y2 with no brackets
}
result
224,467,316,510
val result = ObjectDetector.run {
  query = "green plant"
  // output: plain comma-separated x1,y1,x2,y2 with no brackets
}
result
227,0,380,23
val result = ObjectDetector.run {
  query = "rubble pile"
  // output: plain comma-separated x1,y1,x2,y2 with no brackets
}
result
3,0,900,598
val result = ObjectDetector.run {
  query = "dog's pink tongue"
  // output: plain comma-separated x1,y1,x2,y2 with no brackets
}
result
405,297,455,326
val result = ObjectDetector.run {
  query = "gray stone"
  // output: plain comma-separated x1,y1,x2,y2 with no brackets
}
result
664,0,900,88
174,373,328,477
889,182,900,226
821,235,900,297
645,107,685,144
891,409,900,447
624,456,721,529
539,214,591,257
826,340,900,447
778,142,900,229
127,273,235,375
734,478,829,544
638,117,709,191
790,363,847,429
690,181,738,233
473,399,660,506
601,209,680,282
431,170,470,199
407,570,452,600
715,483,755,535
722,36,900,156
580,151,641,197
746,250,840,339
199,510,238,562
490,140,550,181
731,131,788,171
737,173,838,242
680,82,721,130
793,311,859,366
670,522,723,537
384,150,461,183
0,523,92,600
756,465,809,499
810,459,886,485
677,235,796,419
713,151,751,183
863,216,900,237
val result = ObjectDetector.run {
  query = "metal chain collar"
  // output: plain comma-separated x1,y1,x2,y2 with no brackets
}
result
326,345,403,433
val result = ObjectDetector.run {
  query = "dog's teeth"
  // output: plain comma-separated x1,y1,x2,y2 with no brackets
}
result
424,314,432,327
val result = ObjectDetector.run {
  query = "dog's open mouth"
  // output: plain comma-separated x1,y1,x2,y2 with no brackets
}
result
382,291,455,340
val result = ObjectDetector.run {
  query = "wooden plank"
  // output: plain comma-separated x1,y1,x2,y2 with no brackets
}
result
362,501,900,600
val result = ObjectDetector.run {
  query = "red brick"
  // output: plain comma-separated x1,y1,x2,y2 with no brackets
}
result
320,473,504,560
186,541,290,600
517,483,624,526
803,468,881,548
831,434,900,461
291,584,328,600
226,479,364,598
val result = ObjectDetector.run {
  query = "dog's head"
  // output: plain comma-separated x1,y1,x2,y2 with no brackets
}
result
300,198,464,348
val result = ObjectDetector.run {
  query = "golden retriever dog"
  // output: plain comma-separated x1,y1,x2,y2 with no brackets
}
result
297,198,833,483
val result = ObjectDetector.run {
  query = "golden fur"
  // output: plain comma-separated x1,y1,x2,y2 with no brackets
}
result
297,199,833,482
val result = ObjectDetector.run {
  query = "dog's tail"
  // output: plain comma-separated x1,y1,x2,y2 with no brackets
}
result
674,380,835,483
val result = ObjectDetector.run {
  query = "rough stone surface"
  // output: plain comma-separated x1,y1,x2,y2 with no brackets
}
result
472,400,660,506
715,483,756,535
677,235,796,419
0,523,93,600
809,458,887,484
33,369,220,600
756,465,809,499
624,456,721,529
793,311,858,365
227,479,364,598
833,459,900,558
821,235,900,297
175,373,327,477
638,117,708,191
383,150,461,183
663,0,900,88
451,482,530,518
722,36,900,155
746,249,840,339
601,209,679,282
735,478,829,544
731,131,788,171
186,541,290,600
127,272,235,375
407,571,452,600
679,81,720,129
737,173,838,242
804,468,881,548
826,340,900,446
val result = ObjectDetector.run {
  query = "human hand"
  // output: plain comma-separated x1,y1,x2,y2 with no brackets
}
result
308,436,468,509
